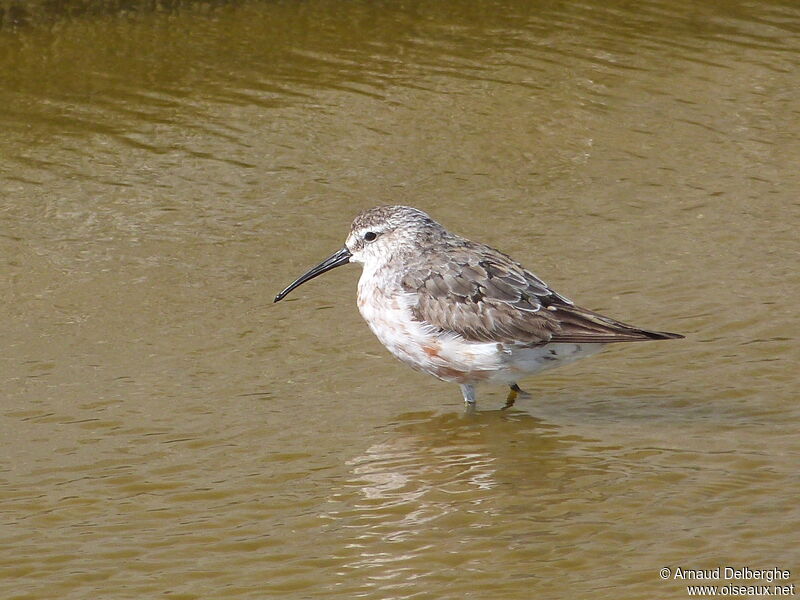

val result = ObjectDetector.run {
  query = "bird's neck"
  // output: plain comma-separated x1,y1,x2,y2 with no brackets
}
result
358,259,403,292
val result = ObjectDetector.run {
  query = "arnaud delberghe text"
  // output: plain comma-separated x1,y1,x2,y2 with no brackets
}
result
673,567,791,582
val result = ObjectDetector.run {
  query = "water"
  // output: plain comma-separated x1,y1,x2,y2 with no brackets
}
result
1,1,799,598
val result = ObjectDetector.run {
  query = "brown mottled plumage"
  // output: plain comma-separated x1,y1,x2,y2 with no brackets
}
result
275,205,683,408
400,239,681,345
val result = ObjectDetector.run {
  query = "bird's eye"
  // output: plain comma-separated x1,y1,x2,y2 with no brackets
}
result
364,231,378,242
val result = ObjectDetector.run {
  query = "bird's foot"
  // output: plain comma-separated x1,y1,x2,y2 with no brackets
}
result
460,384,476,410
503,383,530,410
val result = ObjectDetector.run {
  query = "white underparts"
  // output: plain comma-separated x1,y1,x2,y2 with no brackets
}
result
356,268,605,387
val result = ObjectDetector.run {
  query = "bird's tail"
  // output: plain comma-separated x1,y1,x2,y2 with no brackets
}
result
548,303,685,343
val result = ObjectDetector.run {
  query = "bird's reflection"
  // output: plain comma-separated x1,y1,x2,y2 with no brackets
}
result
324,410,608,590
322,407,607,566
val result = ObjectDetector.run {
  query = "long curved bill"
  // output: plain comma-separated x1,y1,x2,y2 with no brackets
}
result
274,247,352,302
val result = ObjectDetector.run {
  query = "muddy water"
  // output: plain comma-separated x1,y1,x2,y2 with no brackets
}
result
1,1,799,598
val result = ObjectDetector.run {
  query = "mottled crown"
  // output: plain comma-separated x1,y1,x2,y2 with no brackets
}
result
351,205,441,234
345,205,453,264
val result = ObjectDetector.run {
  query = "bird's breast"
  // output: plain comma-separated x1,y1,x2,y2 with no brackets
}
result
355,271,506,383
356,275,420,359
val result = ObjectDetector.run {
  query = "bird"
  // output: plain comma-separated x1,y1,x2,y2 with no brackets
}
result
274,205,683,408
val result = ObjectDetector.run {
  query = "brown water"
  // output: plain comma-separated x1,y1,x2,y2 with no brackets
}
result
2,1,799,598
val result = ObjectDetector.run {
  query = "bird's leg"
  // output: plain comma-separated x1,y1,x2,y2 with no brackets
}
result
503,383,530,410
460,384,476,407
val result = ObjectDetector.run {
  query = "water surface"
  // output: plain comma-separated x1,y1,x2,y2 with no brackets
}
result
1,1,799,598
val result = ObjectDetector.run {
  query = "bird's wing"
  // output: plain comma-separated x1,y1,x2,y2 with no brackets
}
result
400,241,681,345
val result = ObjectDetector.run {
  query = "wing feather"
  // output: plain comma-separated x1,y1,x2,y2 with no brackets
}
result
400,240,682,345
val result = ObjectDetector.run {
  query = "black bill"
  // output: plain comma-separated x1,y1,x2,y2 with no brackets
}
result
274,246,352,302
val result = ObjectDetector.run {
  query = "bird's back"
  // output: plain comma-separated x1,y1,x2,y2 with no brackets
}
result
399,236,683,346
